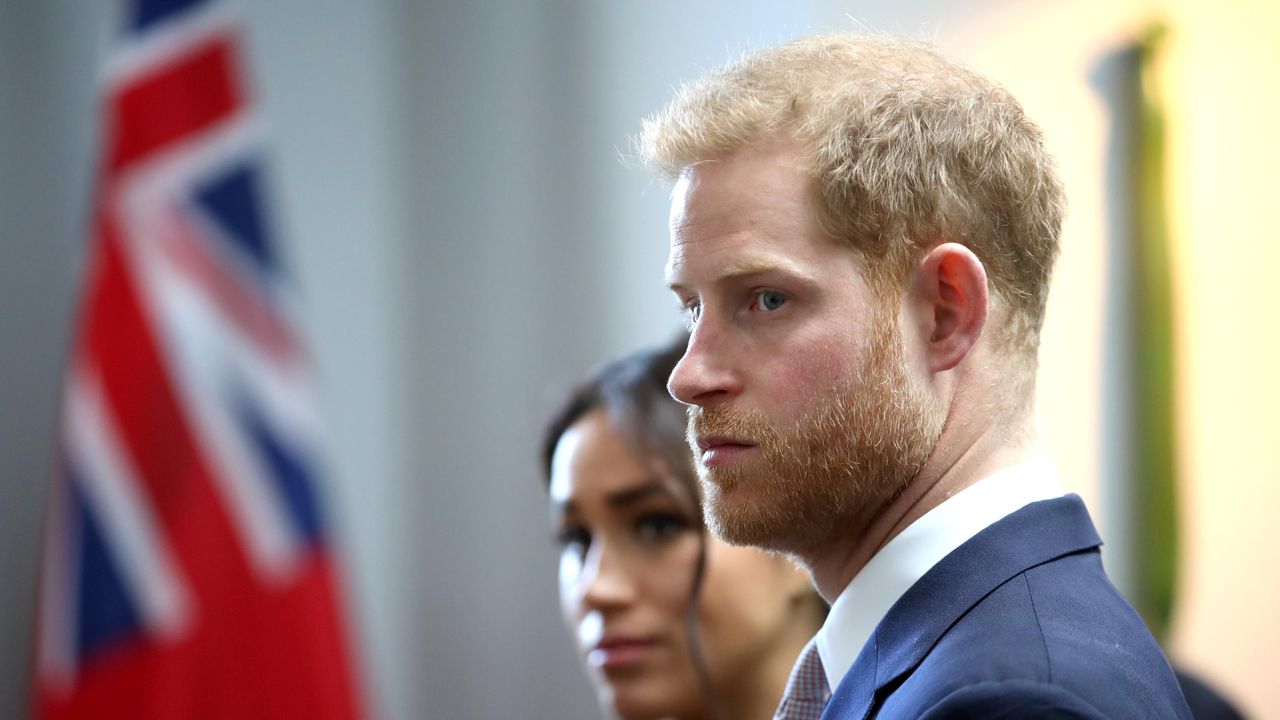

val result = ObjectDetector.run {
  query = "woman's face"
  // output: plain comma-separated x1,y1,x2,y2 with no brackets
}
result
550,409,811,720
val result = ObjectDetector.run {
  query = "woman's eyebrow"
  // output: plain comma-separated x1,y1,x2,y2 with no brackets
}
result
606,479,675,509
551,477,682,513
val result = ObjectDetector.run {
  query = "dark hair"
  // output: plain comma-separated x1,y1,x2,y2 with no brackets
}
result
542,331,725,719
542,331,694,501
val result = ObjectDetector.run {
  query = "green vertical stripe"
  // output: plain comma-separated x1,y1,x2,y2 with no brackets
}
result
1132,22,1178,642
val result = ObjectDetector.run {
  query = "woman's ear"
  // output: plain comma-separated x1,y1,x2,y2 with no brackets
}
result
910,242,989,372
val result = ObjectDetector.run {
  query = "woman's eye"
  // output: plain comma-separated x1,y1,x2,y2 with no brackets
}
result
634,513,689,545
755,290,787,311
555,526,591,558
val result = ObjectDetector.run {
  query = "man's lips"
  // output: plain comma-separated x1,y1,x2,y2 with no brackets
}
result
695,435,757,467
587,636,659,672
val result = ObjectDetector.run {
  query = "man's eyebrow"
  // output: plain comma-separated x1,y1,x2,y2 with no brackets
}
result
667,256,815,292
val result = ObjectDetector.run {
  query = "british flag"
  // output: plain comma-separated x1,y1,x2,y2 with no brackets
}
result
32,1,365,718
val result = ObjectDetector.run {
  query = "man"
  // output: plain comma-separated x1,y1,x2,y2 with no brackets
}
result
641,35,1191,718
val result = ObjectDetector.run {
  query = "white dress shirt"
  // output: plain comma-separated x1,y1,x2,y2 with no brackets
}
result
814,455,1065,692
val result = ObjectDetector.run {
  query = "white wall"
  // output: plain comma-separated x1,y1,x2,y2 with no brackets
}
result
0,2,106,717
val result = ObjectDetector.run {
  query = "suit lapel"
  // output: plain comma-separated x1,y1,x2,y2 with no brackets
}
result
822,495,1103,719
822,626,880,720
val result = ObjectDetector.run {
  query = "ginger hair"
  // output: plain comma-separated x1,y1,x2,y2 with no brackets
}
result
639,35,1065,392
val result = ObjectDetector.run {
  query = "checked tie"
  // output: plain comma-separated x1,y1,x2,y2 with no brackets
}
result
773,639,831,720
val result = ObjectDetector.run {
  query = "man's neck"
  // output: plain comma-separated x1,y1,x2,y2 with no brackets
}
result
802,413,1039,603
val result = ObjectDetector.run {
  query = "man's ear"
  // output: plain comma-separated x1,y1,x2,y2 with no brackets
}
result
912,243,989,372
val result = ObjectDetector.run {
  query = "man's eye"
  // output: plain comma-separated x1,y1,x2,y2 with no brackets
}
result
755,290,787,311
683,302,702,325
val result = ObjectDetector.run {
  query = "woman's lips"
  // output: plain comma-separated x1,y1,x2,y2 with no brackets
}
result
696,436,757,467
588,637,659,672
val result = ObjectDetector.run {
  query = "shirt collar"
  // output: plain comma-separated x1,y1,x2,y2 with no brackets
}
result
814,455,1064,692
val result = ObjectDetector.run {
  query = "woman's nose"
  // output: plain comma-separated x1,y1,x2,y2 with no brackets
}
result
581,541,636,611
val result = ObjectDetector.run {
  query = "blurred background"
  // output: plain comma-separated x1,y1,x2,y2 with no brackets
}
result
2,0,1277,718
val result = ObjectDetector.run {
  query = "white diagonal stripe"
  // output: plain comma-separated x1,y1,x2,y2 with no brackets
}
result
122,203,302,583
103,0,240,87
64,365,193,641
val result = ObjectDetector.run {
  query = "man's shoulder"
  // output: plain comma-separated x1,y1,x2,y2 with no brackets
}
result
874,554,1190,719
822,497,1191,719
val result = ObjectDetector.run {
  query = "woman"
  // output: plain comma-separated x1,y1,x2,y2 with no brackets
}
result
543,334,826,720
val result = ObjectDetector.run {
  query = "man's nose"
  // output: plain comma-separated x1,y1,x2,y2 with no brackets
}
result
667,323,742,407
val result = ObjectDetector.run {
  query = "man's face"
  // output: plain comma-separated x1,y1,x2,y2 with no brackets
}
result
664,138,942,555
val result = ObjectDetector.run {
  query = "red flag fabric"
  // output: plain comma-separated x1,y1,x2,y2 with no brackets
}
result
32,2,366,718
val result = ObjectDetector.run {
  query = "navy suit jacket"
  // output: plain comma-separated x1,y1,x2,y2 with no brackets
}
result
821,495,1192,719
